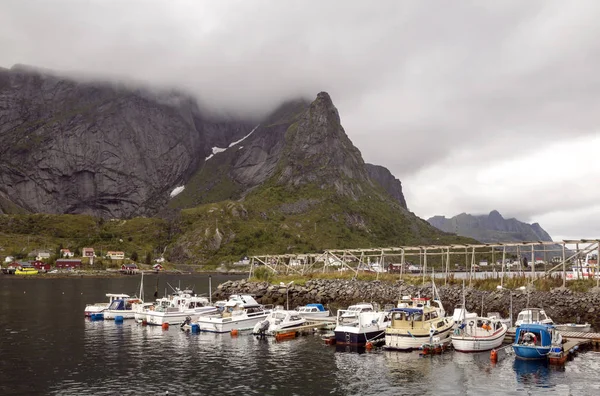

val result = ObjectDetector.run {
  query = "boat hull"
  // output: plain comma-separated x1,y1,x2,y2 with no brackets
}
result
555,324,591,332
197,314,269,333
334,329,386,346
452,327,507,352
146,308,217,326
385,325,454,351
84,304,109,317
512,345,551,360
104,310,136,320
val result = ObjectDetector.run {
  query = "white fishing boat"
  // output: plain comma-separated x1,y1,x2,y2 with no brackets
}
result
84,293,130,317
296,303,330,319
334,310,391,346
515,308,554,327
452,313,507,352
384,278,454,351
103,297,144,320
104,274,145,320
253,310,307,335
555,323,592,332
146,295,217,326
195,295,271,333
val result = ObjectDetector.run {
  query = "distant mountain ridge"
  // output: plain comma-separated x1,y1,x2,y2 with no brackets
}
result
427,210,553,243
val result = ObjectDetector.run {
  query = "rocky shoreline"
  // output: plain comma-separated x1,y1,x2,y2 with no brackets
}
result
214,279,600,329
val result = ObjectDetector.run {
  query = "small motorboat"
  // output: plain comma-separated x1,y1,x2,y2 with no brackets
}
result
296,303,330,319
85,293,131,317
452,317,508,352
253,310,306,336
334,309,392,346
194,295,272,333
554,323,592,333
103,297,143,320
15,267,38,275
512,323,561,360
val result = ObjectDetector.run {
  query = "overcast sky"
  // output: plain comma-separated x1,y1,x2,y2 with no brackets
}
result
1,0,599,241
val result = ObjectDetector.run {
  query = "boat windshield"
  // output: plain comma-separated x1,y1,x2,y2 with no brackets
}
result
108,300,121,310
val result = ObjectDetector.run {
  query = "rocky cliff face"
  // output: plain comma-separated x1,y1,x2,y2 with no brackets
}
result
275,92,372,198
0,65,254,218
427,210,553,243
365,164,407,209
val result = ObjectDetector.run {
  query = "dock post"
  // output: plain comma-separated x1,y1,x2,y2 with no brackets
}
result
562,243,566,288
531,245,535,281
501,246,506,288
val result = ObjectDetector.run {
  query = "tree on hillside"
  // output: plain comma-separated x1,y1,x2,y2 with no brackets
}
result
131,251,139,262
145,252,152,265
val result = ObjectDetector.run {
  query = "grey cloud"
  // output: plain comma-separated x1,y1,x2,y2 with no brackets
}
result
1,0,600,235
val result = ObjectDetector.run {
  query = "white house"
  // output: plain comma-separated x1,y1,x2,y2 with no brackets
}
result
4,256,14,263
82,247,95,258
106,251,125,260
36,251,51,261
60,249,75,258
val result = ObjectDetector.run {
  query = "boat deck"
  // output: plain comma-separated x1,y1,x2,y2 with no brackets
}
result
272,320,335,335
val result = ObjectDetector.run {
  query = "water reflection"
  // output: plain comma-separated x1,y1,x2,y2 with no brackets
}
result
513,359,553,389
2,276,600,395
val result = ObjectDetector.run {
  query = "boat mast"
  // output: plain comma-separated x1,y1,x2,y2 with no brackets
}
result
461,280,466,325
139,271,144,301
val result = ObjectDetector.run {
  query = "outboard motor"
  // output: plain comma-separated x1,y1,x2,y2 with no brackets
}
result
181,316,192,328
255,320,270,338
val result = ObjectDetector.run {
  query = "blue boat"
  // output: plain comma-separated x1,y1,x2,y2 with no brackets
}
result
512,323,560,360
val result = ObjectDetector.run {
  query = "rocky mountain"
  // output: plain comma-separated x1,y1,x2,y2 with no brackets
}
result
0,65,472,264
0,64,254,218
427,210,553,243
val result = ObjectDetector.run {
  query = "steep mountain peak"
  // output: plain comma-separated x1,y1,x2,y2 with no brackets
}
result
275,92,371,196
488,209,503,219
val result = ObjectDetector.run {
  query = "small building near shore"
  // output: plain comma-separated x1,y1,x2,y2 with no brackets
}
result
55,259,82,269
152,263,163,272
32,260,51,272
121,263,138,274
82,248,95,258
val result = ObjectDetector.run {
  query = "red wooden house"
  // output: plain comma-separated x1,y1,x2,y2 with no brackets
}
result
55,259,82,269
32,260,51,272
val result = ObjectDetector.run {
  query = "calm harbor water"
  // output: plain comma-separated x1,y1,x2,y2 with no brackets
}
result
1,274,599,395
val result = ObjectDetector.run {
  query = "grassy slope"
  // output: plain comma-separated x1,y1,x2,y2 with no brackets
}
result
0,214,165,261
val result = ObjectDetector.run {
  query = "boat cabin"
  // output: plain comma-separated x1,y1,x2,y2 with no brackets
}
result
515,323,554,347
515,308,553,326
297,303,326,314
390,307,446,330
107,298,142,311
